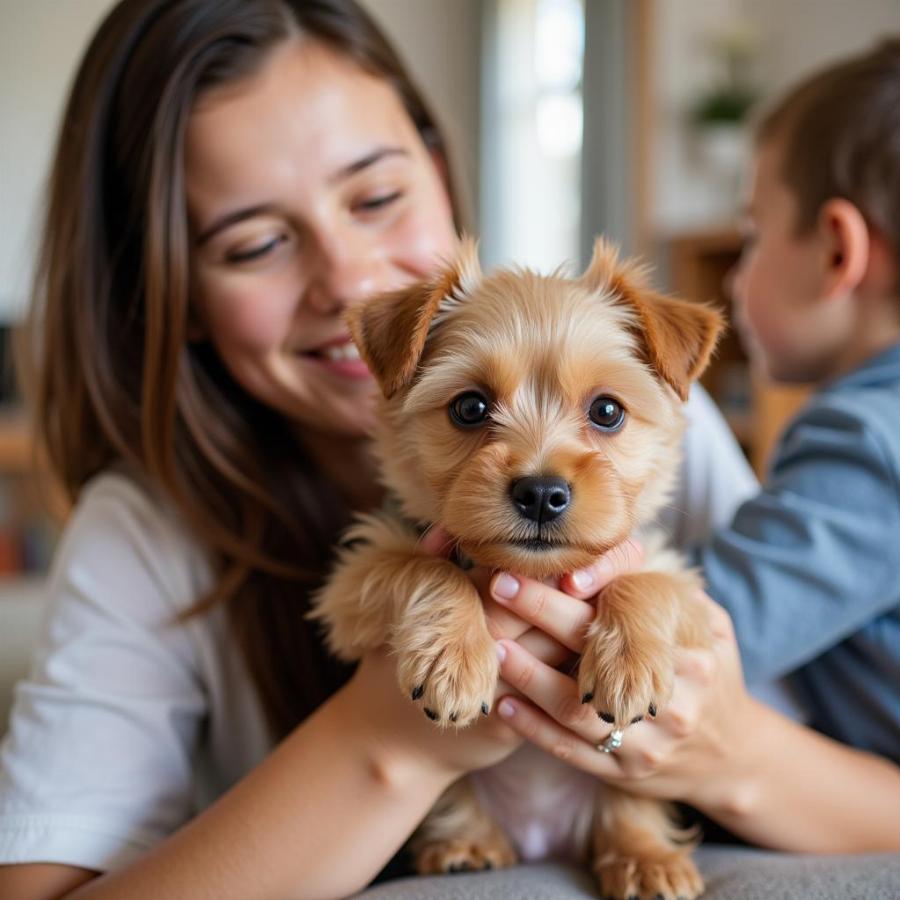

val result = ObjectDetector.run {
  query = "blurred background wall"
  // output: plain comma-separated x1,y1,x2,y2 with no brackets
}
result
0,0,898,579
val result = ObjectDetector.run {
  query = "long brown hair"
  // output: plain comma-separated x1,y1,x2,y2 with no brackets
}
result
20,0,463,739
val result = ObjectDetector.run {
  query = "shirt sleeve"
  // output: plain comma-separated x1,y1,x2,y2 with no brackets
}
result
657,383,759,549
697,396,900,685
0,473,209,871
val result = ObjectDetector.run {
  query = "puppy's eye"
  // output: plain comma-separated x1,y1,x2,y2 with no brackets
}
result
588,396,626,432
449,391,490,428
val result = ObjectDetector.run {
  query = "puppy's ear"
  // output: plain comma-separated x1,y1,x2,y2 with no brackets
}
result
581,237,724,401
346,236,481,398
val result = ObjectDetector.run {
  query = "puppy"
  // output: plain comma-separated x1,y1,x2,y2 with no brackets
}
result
311,237,724,900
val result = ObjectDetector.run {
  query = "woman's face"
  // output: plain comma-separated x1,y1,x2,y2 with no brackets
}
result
185,38,459,439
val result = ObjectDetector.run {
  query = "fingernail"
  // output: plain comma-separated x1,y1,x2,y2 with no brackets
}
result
571,568,594,591
493,573,520,600
496,641,507,663
498,699,516,718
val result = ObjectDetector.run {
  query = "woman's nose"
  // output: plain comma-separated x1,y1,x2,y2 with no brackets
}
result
304,235,390,316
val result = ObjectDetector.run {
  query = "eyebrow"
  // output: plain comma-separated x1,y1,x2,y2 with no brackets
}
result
194,146,410,246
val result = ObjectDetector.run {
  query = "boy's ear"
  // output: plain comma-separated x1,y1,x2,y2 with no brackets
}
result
817,198,870,299
346,236,481,398
580,237,725,401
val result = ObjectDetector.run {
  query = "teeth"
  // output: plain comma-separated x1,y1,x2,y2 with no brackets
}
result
321,342,361,362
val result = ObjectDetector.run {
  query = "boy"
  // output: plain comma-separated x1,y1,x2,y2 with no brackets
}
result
702,38,900,762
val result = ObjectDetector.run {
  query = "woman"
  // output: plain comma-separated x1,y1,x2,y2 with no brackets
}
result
0,1,759,898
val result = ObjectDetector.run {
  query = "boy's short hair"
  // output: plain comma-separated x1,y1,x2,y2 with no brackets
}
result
757,39,900,253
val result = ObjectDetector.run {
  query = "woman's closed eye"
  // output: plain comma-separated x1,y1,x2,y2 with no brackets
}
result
354,190,403,215
226,233,290,264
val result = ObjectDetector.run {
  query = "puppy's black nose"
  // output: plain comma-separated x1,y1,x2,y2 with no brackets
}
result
510,476,571,523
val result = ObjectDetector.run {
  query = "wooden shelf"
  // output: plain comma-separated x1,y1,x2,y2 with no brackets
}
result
0,409,33,473
665,227,812,476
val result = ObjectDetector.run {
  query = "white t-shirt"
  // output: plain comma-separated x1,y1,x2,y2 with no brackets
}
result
0,386,758,871
0,471,272,870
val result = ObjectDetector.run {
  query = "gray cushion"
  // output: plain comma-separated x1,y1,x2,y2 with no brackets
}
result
356,847,900,899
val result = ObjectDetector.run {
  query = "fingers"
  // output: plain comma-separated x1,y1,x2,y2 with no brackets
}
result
559,537,645,598
490,573,595,653
497,638,614,744
517,627,573,669
495,694,620,776
703,594,737,643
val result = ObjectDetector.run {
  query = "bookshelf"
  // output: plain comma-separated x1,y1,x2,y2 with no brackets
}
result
666,227,810,476
0,410,61,575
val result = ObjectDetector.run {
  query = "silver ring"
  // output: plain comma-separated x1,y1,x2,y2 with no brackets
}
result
597,729,624,754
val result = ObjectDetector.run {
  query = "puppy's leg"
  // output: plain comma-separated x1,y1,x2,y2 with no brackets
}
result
592,788,703,900
310,513,423,659
311,513,498,726
411,778,518,874
578,568,708,728
390,555,499,727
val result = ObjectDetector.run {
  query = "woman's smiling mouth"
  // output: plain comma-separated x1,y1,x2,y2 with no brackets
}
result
304,337,372,379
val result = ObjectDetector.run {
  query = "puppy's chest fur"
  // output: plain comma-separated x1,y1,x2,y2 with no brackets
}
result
472,742,598,863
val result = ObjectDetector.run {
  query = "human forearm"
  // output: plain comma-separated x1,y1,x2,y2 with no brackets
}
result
66,680,456,900
695,698,900,853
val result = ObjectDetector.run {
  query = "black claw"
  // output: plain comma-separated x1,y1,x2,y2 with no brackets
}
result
648,702,657,717
598,711,615,724
655,894,665,900
424,708,439,721
411,685,424,701
481,702,490,716
483,860,493,870
628,894,640,900
449,712,458,723
581,691,594,703
631,714,644,724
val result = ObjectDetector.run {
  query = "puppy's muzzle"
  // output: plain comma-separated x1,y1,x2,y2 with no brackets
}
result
510,476,571,524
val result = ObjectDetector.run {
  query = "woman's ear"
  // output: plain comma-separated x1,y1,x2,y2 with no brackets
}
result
817,198,869,299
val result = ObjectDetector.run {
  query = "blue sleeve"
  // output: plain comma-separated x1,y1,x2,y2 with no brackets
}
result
697,396,900,685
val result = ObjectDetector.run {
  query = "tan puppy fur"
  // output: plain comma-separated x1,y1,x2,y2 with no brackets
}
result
310,238,723,899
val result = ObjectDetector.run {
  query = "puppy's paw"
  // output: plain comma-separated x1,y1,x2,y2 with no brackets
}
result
395,619,499,728
415,834,518,875
578,626,675,729
593,851,704,900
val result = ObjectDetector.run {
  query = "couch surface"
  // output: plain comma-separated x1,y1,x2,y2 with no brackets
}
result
356,848,900,899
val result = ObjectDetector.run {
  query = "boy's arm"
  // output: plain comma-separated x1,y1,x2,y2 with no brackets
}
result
697,395,900,684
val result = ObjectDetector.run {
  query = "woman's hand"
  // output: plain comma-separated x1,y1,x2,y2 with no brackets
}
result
486,547,757,813
340,528,642,781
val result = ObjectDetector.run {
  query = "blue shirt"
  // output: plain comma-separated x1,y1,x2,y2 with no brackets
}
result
698,343,900,763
